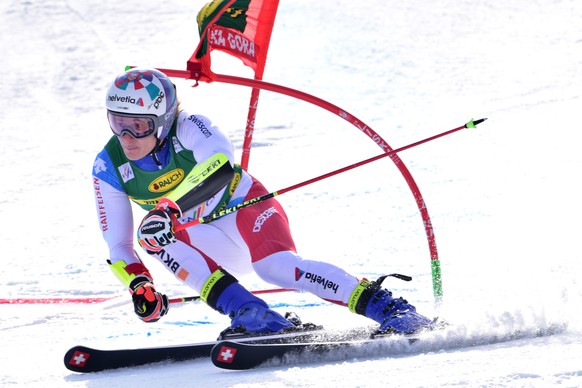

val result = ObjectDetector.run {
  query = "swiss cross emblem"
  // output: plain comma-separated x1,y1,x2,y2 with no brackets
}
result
217,346,237,363
69,351,90,367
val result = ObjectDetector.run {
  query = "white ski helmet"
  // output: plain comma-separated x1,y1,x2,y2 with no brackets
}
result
106,68,178,140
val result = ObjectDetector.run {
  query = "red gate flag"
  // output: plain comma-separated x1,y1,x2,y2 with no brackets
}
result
189,0,279,82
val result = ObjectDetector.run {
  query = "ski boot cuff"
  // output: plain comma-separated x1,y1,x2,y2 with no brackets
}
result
347,278,381,315
200,268,238,310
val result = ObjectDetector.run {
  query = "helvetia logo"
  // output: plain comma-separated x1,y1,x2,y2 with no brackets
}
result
294,268,339,294
295,267,305,281
108,94,144,107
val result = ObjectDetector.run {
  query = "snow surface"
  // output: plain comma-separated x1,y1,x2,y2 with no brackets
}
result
2,0,582,386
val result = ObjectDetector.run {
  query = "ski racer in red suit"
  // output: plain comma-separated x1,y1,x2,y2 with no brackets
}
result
92,68,434,337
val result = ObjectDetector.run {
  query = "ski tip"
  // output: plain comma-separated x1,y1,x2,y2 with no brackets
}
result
466,118,488,128
211,341,255,370
64,346,95,373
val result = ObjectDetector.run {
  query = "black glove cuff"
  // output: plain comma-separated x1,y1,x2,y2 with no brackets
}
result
129,274,154,292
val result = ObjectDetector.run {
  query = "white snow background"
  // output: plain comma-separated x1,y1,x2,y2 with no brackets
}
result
1,0,582,386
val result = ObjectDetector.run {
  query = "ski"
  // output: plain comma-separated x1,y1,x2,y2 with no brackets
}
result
64,342,214,373
210,334,420,370
210,322,568,370
64,325,324,373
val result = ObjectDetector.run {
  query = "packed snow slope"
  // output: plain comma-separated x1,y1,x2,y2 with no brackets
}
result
1,0,581,387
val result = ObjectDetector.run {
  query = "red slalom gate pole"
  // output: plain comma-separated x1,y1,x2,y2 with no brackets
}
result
0,297,114,305
1,288,297,305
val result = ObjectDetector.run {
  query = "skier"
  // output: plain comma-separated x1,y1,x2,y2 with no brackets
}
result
92,68,434,337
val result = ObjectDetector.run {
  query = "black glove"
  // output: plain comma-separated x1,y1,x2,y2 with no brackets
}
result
137,209,176,254
129,276,169,322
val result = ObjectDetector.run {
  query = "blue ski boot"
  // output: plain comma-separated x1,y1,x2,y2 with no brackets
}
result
202,269,294,338
348,276,434,334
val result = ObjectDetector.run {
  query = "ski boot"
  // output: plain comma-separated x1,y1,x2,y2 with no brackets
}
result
201,269,295,339
348,276,434,335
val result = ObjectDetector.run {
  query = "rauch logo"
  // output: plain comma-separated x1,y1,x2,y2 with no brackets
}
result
148,168,184,193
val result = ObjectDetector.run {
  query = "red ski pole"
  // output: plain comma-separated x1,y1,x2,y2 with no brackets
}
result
175,118,486,232
168,287,296,305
